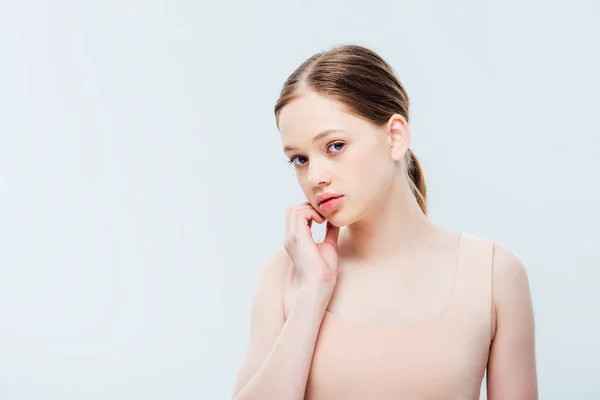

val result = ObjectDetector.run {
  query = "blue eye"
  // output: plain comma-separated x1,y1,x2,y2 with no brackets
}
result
287,142,345,167
287,156,307,166
329,142,345,152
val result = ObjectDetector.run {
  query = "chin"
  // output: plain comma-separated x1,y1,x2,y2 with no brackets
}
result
323,211,340,226
334,203,373,228
325,209,354,228
326,217,342,228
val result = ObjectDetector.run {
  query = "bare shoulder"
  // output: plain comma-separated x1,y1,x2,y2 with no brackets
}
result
252,245,293,308
486,240,538,397
490,241,534,338
492,242,531,295
231,245,292,397
259,245,292,281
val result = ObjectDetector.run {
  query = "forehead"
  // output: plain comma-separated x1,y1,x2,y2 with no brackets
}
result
278,92,364,140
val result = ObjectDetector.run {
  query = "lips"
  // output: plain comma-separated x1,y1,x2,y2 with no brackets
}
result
317,193,343,205
320,196,341,205
318,195,344,212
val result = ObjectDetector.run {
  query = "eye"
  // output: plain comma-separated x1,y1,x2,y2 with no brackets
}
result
287,155,307,167
328,142,345,153
286,142,346,167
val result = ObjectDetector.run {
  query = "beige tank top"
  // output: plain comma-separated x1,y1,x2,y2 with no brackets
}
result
304,232,494,400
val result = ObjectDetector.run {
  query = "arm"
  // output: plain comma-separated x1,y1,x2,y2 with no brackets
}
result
231,246,332,400
487,243,539,399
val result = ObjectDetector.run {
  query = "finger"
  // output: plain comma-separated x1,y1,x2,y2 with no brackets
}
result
297,207,326,229
286,207,297,240
307,202,326,221
323,220,340,246
296,208,315,228
298,204,326,224
295,212,316,247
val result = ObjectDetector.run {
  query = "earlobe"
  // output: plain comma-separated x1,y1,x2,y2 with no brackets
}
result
388,115,409,162
390,143,406,162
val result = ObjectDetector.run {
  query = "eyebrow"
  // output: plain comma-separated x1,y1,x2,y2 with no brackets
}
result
283,129,346,152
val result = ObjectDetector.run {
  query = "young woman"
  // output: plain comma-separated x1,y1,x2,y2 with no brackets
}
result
232,44,538,400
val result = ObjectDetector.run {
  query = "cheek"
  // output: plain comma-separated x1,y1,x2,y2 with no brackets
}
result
349,152,394,205
298,179,316,205
353,151,389,182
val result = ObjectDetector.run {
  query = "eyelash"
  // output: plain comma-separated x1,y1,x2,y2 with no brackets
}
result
287,142,346,167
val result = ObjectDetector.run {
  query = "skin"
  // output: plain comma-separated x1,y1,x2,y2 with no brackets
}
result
232,90,538,399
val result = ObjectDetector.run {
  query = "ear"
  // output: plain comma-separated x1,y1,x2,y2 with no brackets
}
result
386,114,410,161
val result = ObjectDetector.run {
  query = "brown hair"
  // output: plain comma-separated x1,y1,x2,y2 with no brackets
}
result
273,44,427,216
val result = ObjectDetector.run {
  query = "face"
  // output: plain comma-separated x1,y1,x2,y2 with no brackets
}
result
278,91,408,227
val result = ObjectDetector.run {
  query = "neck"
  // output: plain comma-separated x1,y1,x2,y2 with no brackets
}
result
339,175,441,263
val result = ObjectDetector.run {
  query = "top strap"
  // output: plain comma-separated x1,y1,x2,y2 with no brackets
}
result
453,233,495,339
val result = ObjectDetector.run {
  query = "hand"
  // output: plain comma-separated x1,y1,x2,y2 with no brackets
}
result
283,202,341,290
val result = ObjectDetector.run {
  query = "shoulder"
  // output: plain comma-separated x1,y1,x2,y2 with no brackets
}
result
484,240,538,397
256,245,292,291
467,233,530,287
490,240,534,339
231,246,293,396
263,244,292,270
491,241,531,298
247,245,293,336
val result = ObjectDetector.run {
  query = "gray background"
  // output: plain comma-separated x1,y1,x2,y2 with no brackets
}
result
1,0,599,399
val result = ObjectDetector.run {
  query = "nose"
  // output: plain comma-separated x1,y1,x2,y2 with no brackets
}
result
307,157,332,187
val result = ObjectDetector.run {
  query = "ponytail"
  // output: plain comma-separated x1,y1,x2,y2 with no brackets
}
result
406,148,427,216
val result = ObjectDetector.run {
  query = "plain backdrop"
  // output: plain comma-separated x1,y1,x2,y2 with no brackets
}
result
1,0,599,399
